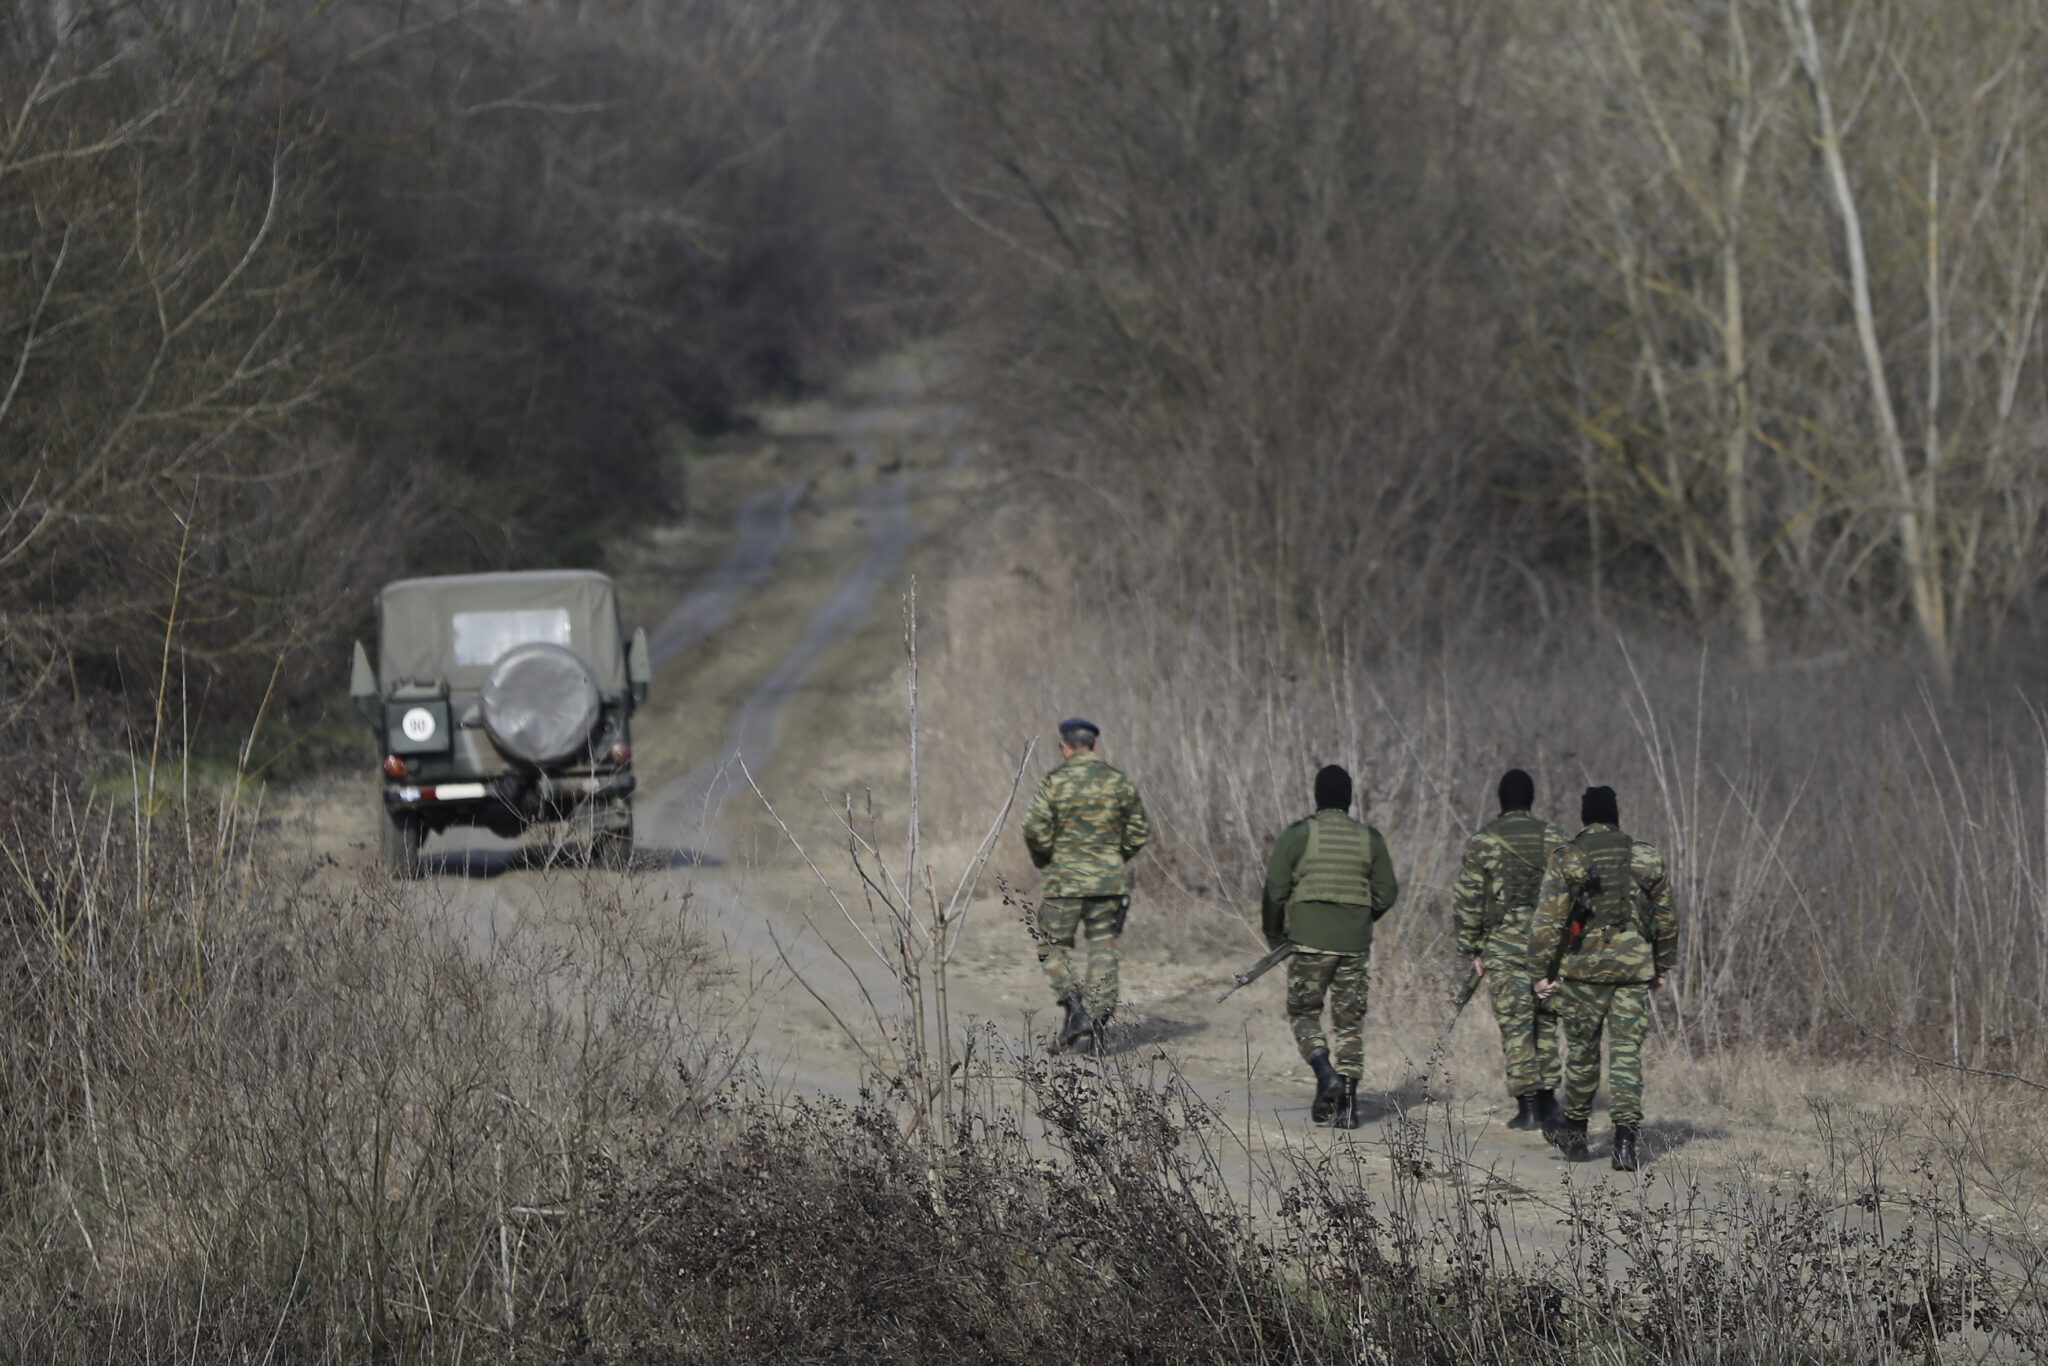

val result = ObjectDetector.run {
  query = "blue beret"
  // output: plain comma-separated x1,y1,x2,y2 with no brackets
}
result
1058,717,1099,735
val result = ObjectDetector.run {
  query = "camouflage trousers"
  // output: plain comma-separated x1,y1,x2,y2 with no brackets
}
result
1552,979,1651,1128
1482,949,1562,1100
1287,950,1371,1077
1037,895,1127,1018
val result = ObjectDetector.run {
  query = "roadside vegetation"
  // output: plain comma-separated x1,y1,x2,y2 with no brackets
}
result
11,0,2048,1360
0,0,909,716
7,721,2048,1361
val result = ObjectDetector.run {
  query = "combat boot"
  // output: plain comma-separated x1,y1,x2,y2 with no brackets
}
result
1505,1093,1540,1131
1086,1008,1115,1055
1055,995,1093,1052
1308,1047,1344,1124
1545,1114,1589,1160
1330,1077,1361,1130
1611,1125,1641,1172
1536,1088,1565,1128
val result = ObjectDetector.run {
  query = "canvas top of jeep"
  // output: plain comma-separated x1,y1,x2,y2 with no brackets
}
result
376,569,630,698
351,571,651,837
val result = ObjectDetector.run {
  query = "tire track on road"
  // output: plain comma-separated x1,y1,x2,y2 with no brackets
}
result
638,463,918,1092
646,480,805,668
642,471,915,856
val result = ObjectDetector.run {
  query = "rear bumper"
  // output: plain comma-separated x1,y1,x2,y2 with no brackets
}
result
383,771,636,810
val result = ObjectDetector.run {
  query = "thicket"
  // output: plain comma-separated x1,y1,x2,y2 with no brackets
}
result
0,0,908,713
889,0,2048,674
13,0,2046,703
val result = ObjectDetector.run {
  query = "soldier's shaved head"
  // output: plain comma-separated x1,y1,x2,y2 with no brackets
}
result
1581,786,1619,827
1498,769,1535,812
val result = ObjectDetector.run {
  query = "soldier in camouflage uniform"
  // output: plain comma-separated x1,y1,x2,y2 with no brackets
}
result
1452,770,1569,1132
1022,718,1150,1050
1260,765,1399,1129
1528,786,1678,1172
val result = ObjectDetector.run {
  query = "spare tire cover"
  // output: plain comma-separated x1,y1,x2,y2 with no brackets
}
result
480,642,602,766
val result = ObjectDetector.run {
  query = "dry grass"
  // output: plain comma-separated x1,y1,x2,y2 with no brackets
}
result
931,537,2048,1078
0,725,730,1361
10,700,2048,1362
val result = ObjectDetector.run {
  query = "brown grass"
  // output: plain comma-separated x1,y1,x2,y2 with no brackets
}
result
9,695,2048,1361
0,722,731,1360
931,535,2048,1079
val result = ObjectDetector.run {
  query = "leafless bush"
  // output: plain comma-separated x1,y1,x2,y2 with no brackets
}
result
1,0,919,715
0,8,386,703
508,1034,2048,1362
886,0,1529,646
0,720,730,1360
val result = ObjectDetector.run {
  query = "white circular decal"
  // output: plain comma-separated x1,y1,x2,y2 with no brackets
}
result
400,707,437,743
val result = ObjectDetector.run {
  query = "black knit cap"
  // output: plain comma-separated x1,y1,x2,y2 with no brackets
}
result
1314,765,1353,812
1498,769,1535,813
1581,785,1619,827
1058,717,1099,746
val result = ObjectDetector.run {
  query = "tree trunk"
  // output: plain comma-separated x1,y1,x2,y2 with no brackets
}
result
1783,0,1950,684
1720,140,1765,664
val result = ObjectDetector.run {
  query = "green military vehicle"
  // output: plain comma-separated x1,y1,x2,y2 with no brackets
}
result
351,570,651,876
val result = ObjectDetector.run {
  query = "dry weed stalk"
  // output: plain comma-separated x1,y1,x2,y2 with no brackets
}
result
945,578,2048,1078
748,580,1035,1149
0,625,734,1358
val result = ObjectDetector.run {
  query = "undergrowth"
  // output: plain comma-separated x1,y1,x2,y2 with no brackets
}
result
5,712,2047,1363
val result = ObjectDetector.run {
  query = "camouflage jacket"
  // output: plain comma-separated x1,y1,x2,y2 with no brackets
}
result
1451,810,1567,960
1022,751,1150,897
1525,824,1678,985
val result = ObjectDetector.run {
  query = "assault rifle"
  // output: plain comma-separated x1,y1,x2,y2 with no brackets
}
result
1566,867,1603,953
1451,965,1484,1012
1540,866,1603,987
1424,965,1488,1062
1217,941,1296,1003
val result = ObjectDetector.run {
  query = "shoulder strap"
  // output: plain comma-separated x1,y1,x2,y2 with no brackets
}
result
1495,813,1548,870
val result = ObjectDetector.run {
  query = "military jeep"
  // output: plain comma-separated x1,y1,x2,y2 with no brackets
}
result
350,570,651,876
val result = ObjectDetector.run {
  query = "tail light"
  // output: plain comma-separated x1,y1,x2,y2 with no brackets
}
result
609,743,632,765
383,755,408,779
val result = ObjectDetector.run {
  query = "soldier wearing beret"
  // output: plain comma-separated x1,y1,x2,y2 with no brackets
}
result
1022,718,1150,1050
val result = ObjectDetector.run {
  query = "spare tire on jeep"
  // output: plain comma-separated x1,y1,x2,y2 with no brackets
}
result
481,642,602,765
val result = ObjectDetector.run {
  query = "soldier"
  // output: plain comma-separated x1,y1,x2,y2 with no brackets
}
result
1452,770,1569,1132
1259,765,1399,1128
1022,718,1150,1050
1528,786,1678,1172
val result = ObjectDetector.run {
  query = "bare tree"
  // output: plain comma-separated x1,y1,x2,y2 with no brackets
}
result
1774,0,2048,679
0,7,369,698
1522,0,2048,670
887,0,1523,650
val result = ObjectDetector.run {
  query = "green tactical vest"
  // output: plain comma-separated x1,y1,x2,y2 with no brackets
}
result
1486,811,1552,928
1289,811,1376,908
1574,826,1638,933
